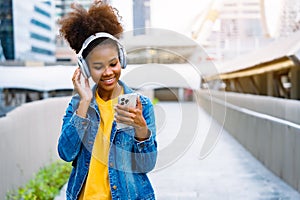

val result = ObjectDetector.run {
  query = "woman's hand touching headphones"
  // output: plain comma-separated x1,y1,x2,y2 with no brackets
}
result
72,68,93,118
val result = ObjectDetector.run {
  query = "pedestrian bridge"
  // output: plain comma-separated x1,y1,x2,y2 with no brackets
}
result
1,31,300,199
1,79,300,199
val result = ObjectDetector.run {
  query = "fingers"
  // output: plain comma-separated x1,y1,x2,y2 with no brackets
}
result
72,68,81,87
73,68,81,79
114,105,137,119
84,77,90,88
72,68,92,101
114,103,146,128
115,104,135,112
115,105,133,124
73,68,91,88
115,113,135,125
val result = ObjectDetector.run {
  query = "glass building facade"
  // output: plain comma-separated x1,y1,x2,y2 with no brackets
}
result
0,0,55,62
0,0,14,60
54,0,91,20
133,0,151,35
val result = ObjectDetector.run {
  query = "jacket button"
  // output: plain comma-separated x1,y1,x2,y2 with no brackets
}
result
110,162,113,167
113,185,117,190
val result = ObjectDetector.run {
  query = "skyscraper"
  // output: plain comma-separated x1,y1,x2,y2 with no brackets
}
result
54,0,92,22
133,0,151,35
278,0,300,37
0,0,13,60
0,40,5,61
193,0,268,60
0,0,56,62
220,0,266,57
262,0,300,38
54,0,96,63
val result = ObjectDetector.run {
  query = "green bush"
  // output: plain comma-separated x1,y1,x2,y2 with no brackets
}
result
152,97,159,105
6,160,71,200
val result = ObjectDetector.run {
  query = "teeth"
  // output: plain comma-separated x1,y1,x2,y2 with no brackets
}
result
104,78,114,83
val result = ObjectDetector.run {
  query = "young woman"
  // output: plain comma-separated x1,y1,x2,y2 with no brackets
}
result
57,2,157,200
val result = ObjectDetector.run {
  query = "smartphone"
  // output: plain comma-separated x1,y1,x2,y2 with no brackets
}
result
117,93,138,129
118,93,138,108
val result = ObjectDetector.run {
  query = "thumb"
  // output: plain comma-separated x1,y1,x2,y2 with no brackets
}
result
136,96,143,110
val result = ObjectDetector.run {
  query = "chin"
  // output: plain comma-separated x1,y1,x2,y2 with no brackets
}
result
98,80,117,91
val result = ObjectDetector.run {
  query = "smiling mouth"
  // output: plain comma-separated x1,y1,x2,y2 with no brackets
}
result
102,77,115,84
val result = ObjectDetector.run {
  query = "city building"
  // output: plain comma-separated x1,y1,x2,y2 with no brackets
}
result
133,0,151,35
277,0,300,37
55,0,151,63
54,0,92,22
262,0,300,38
192,0,300,61
0,0,108,63
192,0,270,61
54,0,94,63
219,0,268,58
0,40,5,61
0,0,56,63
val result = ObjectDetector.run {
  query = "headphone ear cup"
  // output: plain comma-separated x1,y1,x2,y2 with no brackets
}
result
82,59,91,78
118,46,127,69
77,57,91,78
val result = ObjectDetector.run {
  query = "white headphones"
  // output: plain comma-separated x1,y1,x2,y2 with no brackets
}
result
77,32,127,78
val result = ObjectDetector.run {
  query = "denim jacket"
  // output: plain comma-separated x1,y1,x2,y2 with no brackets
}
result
57,81,157,200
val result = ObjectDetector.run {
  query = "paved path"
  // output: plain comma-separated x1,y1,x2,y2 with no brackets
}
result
55,102,300,200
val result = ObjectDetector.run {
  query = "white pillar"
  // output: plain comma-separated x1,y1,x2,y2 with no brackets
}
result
43,91,49,99
178,88,184,102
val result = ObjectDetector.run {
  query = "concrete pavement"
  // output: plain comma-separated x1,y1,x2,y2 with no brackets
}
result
55,102,300,200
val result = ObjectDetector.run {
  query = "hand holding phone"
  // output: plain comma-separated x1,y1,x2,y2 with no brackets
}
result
116,93,138,129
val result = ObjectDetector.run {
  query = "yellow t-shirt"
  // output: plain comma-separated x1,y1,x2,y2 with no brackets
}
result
79,91,119,200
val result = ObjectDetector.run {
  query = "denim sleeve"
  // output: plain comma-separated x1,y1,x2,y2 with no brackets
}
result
57,96,90,162
132,97,158,173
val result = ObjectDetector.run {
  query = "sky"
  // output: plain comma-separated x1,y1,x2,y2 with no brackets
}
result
111,0,284,38
150,0,213,35
111,0,213,36
263,0,283,37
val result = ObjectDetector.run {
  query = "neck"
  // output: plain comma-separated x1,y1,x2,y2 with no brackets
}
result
97,83,122,101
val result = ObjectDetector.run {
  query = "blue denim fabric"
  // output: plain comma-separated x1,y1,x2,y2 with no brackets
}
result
57,81,157,200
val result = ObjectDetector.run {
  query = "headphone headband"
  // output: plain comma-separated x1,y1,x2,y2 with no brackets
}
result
77,32,124,57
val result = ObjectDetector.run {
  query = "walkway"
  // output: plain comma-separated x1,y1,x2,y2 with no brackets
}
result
55,102,300,200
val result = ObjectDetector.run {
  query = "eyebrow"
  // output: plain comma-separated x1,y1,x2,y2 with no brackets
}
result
92,57,118,65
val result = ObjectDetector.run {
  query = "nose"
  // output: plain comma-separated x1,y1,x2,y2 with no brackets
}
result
102,66,113,76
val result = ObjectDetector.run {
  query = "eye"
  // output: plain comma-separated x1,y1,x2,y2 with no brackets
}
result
110,62,118,67
95,66,103,70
